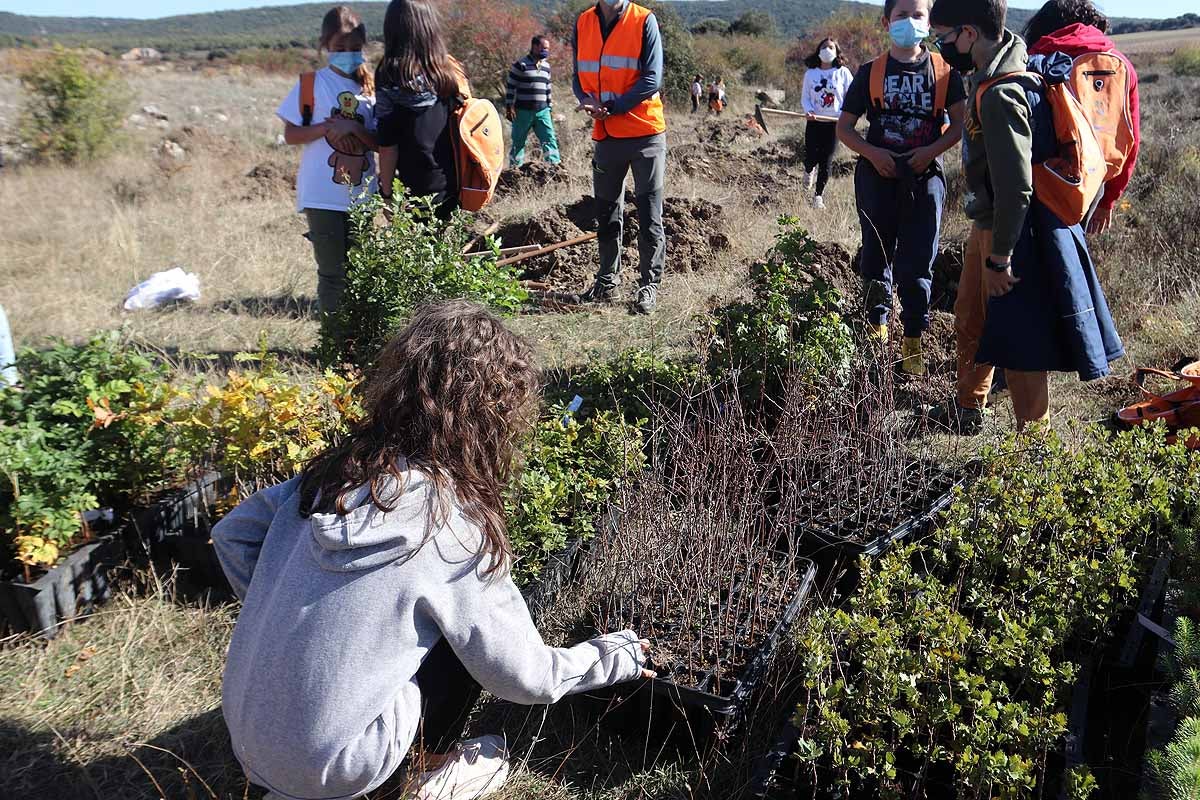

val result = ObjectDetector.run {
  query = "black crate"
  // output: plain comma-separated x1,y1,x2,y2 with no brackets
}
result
575,557,818,748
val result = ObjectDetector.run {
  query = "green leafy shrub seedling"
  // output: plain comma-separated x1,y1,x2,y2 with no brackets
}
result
794,426,1200,799
319,188,527,368
707,217,853,405
16,47,129,163
506,405,645,585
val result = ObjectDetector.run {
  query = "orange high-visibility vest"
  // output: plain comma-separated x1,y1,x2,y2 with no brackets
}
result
575,3,667,141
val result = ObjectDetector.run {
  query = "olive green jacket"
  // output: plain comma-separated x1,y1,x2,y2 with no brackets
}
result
962,29,1034,259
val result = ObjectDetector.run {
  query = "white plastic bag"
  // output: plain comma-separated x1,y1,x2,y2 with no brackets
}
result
123,267,201,311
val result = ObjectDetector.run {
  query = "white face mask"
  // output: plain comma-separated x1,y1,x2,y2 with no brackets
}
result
819,46,837,64
601,0,626,10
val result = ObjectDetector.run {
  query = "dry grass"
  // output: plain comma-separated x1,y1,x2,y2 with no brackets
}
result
1112,26,1200,55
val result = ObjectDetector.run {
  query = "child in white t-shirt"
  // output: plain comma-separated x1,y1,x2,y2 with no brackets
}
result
800,37,855,208
276,6,377,315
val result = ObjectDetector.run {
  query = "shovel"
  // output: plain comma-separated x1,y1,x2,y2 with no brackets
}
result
754,104,839,135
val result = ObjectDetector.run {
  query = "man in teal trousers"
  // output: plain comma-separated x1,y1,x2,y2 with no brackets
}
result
505,34,561,167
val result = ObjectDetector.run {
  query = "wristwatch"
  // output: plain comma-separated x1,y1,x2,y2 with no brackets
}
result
985,257,1011,273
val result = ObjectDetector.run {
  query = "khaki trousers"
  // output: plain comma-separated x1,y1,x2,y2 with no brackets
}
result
954,225,1050,426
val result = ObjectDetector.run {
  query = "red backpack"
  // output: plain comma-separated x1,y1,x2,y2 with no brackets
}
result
975,56,1107,226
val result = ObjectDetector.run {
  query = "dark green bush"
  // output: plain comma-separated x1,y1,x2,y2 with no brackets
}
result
707,217,854,404
16,48,129,163
319,189,527,368
550,347,703,424
506,405,645,584
795,426,1200,799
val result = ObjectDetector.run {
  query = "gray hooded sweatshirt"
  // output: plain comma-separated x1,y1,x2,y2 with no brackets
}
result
212,471,645,800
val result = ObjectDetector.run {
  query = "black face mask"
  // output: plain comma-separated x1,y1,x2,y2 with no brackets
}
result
938,28,977,74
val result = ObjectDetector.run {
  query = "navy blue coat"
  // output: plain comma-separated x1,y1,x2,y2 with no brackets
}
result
975,52,1124,380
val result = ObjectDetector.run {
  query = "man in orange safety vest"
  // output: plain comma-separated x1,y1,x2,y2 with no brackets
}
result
571,0,667,315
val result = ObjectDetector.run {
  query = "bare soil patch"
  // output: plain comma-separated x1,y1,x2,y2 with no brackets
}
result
495,192,731,292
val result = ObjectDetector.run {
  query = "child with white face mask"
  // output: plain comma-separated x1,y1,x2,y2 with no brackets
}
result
836,0,968,378
276,6,378,315
800,37,855,208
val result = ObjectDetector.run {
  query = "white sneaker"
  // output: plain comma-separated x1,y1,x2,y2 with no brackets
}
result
412,735,510,800
813,195,825,210
803,169,815,191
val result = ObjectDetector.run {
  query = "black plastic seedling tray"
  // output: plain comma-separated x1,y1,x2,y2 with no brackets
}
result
0,533,124,638
133,471,234,597
794,463,974,591
577,557,818,748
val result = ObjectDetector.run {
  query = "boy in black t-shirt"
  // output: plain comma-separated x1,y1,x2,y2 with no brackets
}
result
837,0,967,376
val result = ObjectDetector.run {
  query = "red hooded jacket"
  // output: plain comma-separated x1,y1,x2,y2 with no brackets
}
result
1028,23,1140,210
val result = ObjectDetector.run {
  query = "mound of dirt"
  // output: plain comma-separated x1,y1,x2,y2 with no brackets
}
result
803,241,860,307
495,161,570,197
669,141,806,197
243,161,295,201
494,192,731,291
696,116,766,147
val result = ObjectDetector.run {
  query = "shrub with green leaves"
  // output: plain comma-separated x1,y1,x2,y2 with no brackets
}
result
319,189,527,368
551,348,703,424
707,218,853,402
506,406,645,584
1172,47,1200,78
0,333,176,572
794,426,1200,799
16,47,129,163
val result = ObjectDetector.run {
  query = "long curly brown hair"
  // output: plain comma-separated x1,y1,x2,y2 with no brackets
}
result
299,300,540,574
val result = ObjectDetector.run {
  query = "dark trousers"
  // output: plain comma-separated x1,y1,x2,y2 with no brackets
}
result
854,158,945,338
592,134,666,290
803,120,838,196
691,95,699,113
412,636,481,755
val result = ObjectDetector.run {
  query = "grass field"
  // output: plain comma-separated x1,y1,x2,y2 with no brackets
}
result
2,49,1200,800
1113,25,1200,54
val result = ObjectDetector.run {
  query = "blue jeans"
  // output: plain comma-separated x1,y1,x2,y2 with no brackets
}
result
855,158,945,338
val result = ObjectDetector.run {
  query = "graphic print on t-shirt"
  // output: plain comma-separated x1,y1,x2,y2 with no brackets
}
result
327,91,369,186
815,76,838,110
878,69,939,151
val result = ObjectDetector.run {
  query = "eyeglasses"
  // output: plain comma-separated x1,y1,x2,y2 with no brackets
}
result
932,25,964,52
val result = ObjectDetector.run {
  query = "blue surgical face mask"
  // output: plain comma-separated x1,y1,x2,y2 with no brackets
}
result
601,0,626,9
538,48,550,60
889,18,929,49
328,51,365,73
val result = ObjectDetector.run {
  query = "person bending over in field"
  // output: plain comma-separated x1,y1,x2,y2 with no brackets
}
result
213,300,652,800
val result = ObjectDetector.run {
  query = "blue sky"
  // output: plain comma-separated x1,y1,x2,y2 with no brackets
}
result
0,0,1194,19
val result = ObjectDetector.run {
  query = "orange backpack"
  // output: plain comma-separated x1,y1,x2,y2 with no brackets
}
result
450,87,505,212
869,50,952,131
976,69,1106,226
1064,52,1135,183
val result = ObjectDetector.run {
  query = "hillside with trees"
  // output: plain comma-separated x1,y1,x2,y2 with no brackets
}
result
0,0,1043,51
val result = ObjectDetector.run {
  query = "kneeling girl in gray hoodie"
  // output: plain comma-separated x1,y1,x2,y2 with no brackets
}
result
212,300,650,800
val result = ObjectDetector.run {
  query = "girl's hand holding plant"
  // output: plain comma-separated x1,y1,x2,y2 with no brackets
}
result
638,639,656,679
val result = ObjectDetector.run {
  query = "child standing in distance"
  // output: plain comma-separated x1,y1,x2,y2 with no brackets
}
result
277,6,378,315
800,38,855,210
837,0,967,377
214,301,653,800
691,73,704,113
1023,0,1140,236
924,0,1123,433
374,0,466,219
